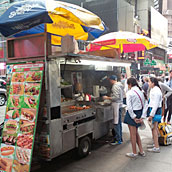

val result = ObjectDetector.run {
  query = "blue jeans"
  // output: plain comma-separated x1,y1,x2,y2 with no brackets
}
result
114,108,122,142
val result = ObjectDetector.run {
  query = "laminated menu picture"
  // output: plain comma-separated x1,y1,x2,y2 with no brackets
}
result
6,107,20,120
17,134,33,150
25,71,42,82
23,96,39,109
10,83,24,95
3,120,18,135
7,95,24,108
11,72,25,82
1,62,44,172
0,143,15,159
0,157,13,172
19,119,35,135
24,83,40,96
2,131,17,146
21,109,36,122
12,147,30,172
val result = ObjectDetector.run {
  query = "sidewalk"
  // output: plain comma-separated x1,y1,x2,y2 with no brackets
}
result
37,120,172,172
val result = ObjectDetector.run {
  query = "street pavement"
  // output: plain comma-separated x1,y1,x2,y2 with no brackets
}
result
35,120,172,172
1,105,171,172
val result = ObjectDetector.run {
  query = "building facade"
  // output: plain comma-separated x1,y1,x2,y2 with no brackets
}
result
0,0,168,73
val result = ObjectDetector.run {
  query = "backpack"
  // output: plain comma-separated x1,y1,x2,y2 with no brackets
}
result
158,122,172,146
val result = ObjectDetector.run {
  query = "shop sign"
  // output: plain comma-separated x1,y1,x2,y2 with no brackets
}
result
169,54,172,59
0,62,44,172
144,58,151,65
151,60,157,66
0,45,4,58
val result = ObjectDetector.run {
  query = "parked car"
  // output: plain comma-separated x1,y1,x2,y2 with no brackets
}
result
0,79,6,89
0,88,7,106
0,75,6,80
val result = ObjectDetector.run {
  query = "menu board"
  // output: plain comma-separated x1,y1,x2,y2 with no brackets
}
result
0,63,44,172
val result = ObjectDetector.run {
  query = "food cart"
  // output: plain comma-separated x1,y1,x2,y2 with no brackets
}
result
4,33,130,167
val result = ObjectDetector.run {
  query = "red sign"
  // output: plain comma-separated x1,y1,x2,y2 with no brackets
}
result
0,47,4,58
169,54,172,59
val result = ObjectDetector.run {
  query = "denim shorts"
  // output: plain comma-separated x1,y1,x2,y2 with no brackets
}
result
147,107,162,123
124,109,142,128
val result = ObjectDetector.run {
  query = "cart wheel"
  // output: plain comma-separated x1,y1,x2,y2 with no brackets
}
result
77,136,91,158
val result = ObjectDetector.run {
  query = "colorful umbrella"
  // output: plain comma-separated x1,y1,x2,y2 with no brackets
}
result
87,31,157,53
0,0,106,45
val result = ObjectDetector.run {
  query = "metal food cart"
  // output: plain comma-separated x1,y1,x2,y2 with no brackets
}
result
6,33,130,161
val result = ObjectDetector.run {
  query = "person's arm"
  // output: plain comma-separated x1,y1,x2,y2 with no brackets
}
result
165,80,170,87
126,92,137,119
149,93,161,117
110,85,121,102
161,83,172,98
141,99,148,119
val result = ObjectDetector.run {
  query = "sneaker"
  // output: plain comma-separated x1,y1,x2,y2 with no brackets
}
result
126,153,138,158
147,147,160,153
147,144,155,148
110,140,122,146
138,151,146,157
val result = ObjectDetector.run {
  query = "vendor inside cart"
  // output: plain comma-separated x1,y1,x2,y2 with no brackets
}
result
103,75,124,145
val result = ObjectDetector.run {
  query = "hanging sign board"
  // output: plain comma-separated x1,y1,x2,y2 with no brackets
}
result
0,62,44,172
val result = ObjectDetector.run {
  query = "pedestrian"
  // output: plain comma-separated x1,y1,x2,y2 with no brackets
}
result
166,70,172,88
147,77,162,153
164,70,172,124
142,77,149,95
158,79,172,124
124,77,147,158
121,74,127,104
103,75,123,145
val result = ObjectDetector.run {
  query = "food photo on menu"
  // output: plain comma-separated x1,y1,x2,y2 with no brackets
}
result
19,119,35,135
12,147,30,172
24,83,40,96
21,109,36,122
0,157,13,172
23,96,38,109
10,83,24,95
17,134,33,149
6,107,20,120
7,95,24,108
11,72,25,82
2,131,17,146
4,119,18,135
25,71,42,82
0,143,15,159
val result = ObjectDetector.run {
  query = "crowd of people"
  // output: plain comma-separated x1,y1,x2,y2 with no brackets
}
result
103,70,172,158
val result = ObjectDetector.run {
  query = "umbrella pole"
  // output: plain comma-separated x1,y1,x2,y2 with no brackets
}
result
44,24,48,91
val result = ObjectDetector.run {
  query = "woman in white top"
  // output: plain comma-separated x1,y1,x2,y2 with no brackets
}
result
147,77,162,153
124,77,147,158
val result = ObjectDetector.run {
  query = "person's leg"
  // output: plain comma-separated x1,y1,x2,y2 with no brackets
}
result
163,108,168,122
136,129,144,154
152,122,159,148
113,124,120,142
123,98,126,105
119,108,122,142
128,125,137,154
167,104,172,123
113,109,122,142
